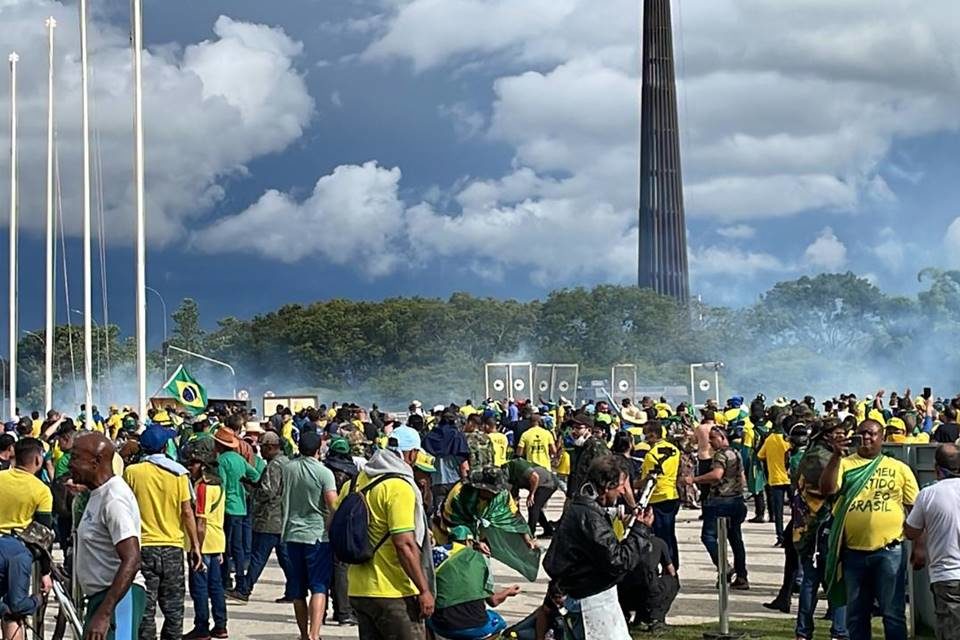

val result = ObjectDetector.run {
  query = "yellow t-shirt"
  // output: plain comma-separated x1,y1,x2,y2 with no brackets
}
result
31,419,42,437
340,472,419,598
193,481,225,555
488,432,508,467
836,453,918,551
555,450,571,476
758,432,791,487
518,426,555,469
106,414,123,439
124,462,191,547
640,440,680,503
0,468,53,533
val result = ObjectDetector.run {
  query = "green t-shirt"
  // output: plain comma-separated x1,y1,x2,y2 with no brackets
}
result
54,451,72,479
505,457,556,491
282,457,337,544
217,451,260,516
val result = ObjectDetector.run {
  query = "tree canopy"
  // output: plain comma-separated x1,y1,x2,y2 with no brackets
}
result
12,270,960,410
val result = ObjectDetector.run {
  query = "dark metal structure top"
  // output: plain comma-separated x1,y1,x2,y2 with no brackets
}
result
638,0,690,303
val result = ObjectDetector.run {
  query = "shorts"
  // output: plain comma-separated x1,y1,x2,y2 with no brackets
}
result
284,541,333,599
84,584,146,640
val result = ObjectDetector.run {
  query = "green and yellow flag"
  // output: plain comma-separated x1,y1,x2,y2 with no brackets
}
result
164,365,208,415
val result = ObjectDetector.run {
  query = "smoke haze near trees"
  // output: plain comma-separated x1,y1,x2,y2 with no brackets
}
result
11,270,960,411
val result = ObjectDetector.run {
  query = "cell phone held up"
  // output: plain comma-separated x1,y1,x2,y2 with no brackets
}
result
847,434,863,451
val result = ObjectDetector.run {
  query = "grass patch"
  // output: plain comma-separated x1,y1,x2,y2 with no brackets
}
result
631,618,933,639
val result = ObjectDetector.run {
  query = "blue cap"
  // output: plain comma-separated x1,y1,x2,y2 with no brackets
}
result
389,426,421,452
140,424,176,454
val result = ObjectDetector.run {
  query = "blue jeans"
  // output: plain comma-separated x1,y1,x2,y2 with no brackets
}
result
222,515,246,590
843,546,906,640
796,552,846,639
769,485,789,543
0,536,40,619
701,496,748,578
651,499,680,569
241,511,252,572
189,554,227,634
238,532,289,596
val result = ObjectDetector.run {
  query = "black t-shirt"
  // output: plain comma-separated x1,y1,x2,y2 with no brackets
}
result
431,599,487,631
934,423,960,443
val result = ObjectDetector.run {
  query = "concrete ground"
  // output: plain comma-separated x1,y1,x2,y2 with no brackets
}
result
197,497,804,639
45,495,809,638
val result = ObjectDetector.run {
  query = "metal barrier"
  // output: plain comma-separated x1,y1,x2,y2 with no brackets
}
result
881,443,938,637
702,517,743,640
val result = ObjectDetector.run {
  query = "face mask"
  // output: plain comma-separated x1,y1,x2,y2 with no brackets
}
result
574,434,588,446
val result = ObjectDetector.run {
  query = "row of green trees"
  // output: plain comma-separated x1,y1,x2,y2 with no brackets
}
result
11,270,960,411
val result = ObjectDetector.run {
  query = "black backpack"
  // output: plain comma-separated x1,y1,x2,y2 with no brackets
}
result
329,473,403,564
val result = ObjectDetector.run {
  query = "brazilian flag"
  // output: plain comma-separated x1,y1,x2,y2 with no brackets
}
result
164,365,208,415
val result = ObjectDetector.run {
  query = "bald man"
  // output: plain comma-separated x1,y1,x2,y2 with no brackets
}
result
905,444,960,640
69,433,146,640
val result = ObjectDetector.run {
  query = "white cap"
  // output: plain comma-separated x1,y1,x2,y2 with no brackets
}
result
432,404,446,413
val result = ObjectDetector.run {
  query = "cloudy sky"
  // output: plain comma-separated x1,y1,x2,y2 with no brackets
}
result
2,0,960,341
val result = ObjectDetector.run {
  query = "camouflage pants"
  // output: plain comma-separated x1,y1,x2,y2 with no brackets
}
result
140,546,185,640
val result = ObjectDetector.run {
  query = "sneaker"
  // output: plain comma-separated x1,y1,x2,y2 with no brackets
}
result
747,515,765,523
211,629,228,639
274,596,293,604
225,590,248,604
647,621,670,635
774,540,784,548
762,598,789,613
730,576,751,591
337,616,358,626
182,630,211,640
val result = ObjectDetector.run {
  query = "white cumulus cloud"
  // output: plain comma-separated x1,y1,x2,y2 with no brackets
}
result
197,162,406,278
804,227,848,271
0,4,313,245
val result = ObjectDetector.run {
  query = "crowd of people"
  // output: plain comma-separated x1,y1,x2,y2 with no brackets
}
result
0,387,956,640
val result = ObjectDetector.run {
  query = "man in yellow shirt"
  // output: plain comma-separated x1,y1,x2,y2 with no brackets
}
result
0,438,54,635
106,406,124,440
183,439,228,640
641,423,682,568
820,419,918,640
484,418,509,468
516,415,556,470
338,426,434,640
758,424,792,547
123,425,201,640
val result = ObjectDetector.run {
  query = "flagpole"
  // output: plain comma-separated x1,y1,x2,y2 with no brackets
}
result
8,52,18,420
79,0,94,430
131,0,148,422
44,17,56,414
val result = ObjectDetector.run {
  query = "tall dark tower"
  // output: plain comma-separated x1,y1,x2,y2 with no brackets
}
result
638,0,689,303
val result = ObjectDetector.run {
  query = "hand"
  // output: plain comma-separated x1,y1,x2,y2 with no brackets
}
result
40,574,52,595
638,507,655,528
418,591,435,619
682,475,695,486
525,537,539,550
911,545,927,571
476,541,492,556
84,609,111,640
503,584,521,598
905,387,911,398
190,549,204,573
525,493,535,509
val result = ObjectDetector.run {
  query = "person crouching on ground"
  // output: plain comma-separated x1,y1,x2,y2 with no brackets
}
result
543,456,655,639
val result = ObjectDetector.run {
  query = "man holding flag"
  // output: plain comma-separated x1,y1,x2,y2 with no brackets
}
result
820,419,918,640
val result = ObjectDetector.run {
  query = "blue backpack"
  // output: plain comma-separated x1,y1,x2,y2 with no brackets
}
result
330,473,403,564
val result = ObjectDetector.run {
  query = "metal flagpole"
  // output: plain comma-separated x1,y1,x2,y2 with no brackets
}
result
45,17,57,414
79,0,94,429
131,0,148,420
7,52,18,420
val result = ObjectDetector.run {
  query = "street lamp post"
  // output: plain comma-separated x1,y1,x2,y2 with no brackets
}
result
166,345,236,399
145,286,168,379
